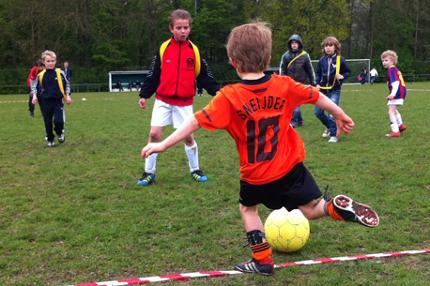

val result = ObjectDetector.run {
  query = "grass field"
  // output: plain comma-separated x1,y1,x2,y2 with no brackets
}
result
1,82,429,286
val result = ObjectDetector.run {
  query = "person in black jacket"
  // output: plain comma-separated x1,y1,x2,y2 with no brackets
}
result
279,34,315,128
31,50,72,147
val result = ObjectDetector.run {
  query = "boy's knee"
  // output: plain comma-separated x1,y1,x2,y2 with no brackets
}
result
299,199,324,220
240,204,257,215
184,135,195,146
149,132,161,142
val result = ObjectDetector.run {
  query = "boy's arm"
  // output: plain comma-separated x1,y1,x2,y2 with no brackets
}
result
315,92,354,136
141,115,201,158
196,58,220,96
387,81,399,99
60,70,72,104
30,78,39,103
139,54,161,99
340,57,351,79
60,70,71,95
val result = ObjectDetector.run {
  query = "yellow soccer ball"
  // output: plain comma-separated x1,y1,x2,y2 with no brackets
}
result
264,208,310,253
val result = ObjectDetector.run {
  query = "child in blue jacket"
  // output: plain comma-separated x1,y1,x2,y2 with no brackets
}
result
314,36,350,143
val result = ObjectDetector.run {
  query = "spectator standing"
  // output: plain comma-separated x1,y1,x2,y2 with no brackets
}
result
279,34,315,128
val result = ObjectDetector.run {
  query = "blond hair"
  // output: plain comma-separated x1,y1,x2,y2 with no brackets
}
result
226,22,272,73
381,50,398,65
169,9,192,28
41,50,57,60
321,36,341,55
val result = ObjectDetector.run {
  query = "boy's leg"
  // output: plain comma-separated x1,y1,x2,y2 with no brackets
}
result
299,195,379,227
183,135,208,182
173,105,208,182
234,204,274,275
395,109,407,132
324,195,379,227
138,126,162,186
387,105,400,137
28,94,35,116
297,107,303,126
40,99,55,143
53,101,65,139
138,99,171,186
327,90,341,138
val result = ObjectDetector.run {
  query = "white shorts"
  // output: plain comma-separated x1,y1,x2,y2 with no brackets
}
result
387,99,404,106
151,99,194,128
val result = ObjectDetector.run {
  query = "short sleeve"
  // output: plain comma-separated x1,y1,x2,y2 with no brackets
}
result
286,78,320,107
195,92,232,131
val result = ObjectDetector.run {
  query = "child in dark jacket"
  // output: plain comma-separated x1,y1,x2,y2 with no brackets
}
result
279,34,315,128
314,36,350,143
31,50,72,147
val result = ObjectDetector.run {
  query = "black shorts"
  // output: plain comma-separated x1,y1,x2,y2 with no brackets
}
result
239,163,322,211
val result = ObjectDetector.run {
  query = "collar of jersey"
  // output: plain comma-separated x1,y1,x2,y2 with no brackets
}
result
240,73,271,85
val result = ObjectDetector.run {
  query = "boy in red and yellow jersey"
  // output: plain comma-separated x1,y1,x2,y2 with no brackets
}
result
137,9,220,186
381,50,407,137
141,23,379,275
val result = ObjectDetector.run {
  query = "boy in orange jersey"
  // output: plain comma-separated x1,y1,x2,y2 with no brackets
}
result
141,23,379,275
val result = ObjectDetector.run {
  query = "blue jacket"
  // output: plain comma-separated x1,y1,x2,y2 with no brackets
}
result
315,54,350,91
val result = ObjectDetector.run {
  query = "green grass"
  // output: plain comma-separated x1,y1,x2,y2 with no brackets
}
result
1,83,429,286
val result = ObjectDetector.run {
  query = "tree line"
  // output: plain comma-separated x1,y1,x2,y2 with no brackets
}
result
0,0,429,87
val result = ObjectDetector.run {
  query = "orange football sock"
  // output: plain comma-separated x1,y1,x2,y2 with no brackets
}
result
251,242,273,262
326,200,344,221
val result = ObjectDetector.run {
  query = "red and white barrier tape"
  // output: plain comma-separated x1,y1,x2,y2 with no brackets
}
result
70,248,430,286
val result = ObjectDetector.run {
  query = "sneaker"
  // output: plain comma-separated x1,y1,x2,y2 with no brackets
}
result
333,195,379,227
234,258,274,276
58,133,65,143
191,170,208,182
137,172,155,187
399,124,407,133
328,136,338,143
30,111,34,118
47,141,55,147
322,129,330,138
386,131,400,137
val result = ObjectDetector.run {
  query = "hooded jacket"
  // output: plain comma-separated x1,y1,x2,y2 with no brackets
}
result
279,34,315,85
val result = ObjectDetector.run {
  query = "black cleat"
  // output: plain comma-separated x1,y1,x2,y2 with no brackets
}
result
333,195,380,227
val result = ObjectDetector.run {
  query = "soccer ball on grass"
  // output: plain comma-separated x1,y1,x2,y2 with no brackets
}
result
264,207,310,253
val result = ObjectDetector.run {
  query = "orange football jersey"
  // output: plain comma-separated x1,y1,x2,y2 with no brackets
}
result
195,74,319,184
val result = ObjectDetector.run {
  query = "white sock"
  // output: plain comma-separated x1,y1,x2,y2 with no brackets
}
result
145,153,158,174
389,113,399,132
395,112,403,125
185,143,199,172
390,123,399,133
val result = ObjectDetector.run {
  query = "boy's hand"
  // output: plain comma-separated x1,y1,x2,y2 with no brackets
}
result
141,142,166,158
336,74,344,80
138,98,147,109
335,113,354,137
386,95,395,100
32,95,38,105
65,95,72,104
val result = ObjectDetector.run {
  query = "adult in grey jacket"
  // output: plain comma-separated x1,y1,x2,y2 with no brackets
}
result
279,34,315,127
